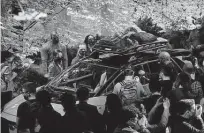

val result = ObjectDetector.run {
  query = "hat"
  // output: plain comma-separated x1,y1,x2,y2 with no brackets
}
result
183,61,194,74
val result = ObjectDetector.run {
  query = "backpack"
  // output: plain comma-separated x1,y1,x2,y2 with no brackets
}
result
118,81,138,106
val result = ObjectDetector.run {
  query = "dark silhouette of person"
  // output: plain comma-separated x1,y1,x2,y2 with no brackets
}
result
60,93,90,133
76,87,105,133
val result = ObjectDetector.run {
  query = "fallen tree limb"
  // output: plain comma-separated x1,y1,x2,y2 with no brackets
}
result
59,73,93,86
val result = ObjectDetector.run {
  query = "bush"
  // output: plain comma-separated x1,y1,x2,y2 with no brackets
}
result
135,16,163,37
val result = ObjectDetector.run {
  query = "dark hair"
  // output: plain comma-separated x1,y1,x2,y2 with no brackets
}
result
176,99,194,115
120,109,136,125
149,74,161,92
106,94,122,112
124,69,134,76
22,82,38,93
60,93,76,111
84,35,94,45
76,87,89,101
36,90,51,106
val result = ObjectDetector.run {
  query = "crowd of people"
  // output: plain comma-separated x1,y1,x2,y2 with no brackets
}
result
1,28,204,133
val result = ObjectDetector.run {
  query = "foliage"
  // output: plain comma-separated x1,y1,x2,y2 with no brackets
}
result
136,16,163,36
1,0,204,58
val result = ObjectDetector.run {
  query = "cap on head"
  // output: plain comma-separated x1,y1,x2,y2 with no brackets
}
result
158,52,171,62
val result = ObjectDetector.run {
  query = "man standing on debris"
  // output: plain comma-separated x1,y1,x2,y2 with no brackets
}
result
41,31,68,75
158,51,177,82
71,44,87,65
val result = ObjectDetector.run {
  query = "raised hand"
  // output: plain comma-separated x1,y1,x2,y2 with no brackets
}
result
163,98,170,109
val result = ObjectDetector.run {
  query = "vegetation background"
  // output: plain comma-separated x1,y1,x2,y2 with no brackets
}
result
1,0,204,59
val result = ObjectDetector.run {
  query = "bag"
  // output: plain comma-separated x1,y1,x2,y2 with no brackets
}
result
119,81,138,106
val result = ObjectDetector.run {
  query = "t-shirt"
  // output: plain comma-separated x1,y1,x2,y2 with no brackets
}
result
17,99,36,130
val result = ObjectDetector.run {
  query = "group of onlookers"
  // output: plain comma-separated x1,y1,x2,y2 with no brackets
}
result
1,29,204,133
108,51,204,133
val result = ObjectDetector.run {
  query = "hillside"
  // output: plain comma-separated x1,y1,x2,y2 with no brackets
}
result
1,0,204,53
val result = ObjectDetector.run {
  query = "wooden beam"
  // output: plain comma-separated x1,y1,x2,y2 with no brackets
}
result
59,73,93,86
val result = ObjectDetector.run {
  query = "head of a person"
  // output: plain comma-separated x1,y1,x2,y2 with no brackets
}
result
95,34,101,41
53,49,63,63
60,93,76,112
76,87,89,102
78,44,87,57
176,99,196,119
51,31,59,44
108,68,114,76
120,109,137,127
149,74,161,93
22,82,38,100
106,94,122,113
158,52,171,65
183,61,195,80
84,35,95,46
124,69,135,78
36,90,51,106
